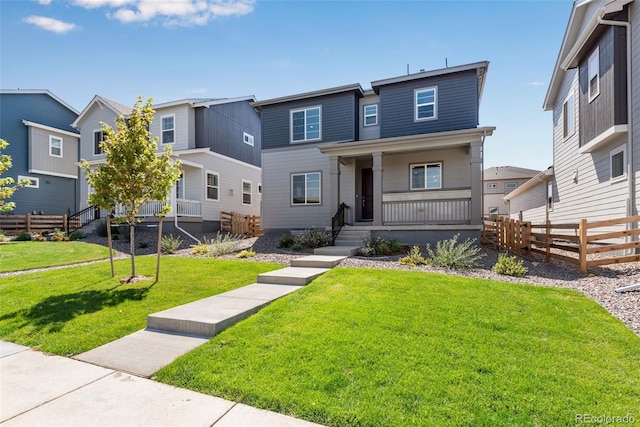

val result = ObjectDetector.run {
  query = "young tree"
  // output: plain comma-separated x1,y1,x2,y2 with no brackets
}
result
81,97,181,282
0,139,30,213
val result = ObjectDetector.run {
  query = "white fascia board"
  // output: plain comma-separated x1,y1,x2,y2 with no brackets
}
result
22,120,80,138
29,169,78,179
72,95,122,128
503,167,554,201
178,150,262,172
578,124,628,153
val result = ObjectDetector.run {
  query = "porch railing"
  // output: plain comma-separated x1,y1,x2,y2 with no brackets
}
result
331,203,348,245
383,198,471,225
177,199,201,217
113,199,201,218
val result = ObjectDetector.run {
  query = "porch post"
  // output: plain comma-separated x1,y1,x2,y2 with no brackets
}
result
470,140,483,225
372,151,383,226
330,156,341,218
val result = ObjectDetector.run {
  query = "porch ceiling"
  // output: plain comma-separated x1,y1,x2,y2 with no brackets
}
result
318,126,495,157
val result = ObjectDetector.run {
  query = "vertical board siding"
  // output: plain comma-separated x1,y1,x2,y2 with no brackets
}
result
261,92,357,150
379,70,478,138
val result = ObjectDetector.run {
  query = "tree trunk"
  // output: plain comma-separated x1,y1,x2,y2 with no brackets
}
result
107,215,114,277
155,216,163,282
130,223,136,278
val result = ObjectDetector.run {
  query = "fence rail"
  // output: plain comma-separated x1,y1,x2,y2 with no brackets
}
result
383,198,471,225
482,215,640,273
0,214,69,235
220,211,263,238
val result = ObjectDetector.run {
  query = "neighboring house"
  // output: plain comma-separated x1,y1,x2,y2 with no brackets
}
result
538,0,638,225
0,90,80,215
503,166,555,223
483,166,540,218
72,95,261,235
252,62,495,244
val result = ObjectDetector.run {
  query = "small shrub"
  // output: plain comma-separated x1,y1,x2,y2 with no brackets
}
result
51,229,69,242
119,224,131,242
236,248,257,258
387,238,401,253
161,234,183,254
138,242,149,249
0,230,6,242
207,231,242,256
68,230,86,241
111,234,119,241
426,234,484,270
14,232,32,241
359,236,399,257
399,246,428,266
278,234,294,249
492,253,528,277
95,220,109,237
295,229,330,249
33,233,47,242
291,243,303,252
191,242,210,255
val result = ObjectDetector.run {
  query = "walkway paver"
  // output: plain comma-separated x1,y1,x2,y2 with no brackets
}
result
257,267,329,285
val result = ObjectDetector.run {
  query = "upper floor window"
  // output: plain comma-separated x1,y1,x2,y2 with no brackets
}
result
94,130,104,155
487,183,497,189
206,172,219,201
505,182,518,190
49,136,62,157
161,114,175,144
588,47,600,102
243,132,254,146
410,163,441,190
415,87,437,121
291,172,321,205
610,145,626,182
291,106,321,142
242,180,252,205
364,104,378,126
563,94,575,139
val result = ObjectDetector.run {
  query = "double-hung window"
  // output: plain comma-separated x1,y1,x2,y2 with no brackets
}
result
291,172,321,205
364,104,378,126
562,94,575,139
94,130,104,155
49,136,62,157
415,87,437,121
588,47,600,102
410,163,441,190
206,172,219,201
291,106,321,142
161,115,175,144
242,180,252,205
610,146,626,181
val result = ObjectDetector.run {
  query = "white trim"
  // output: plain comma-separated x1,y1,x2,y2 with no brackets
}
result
363,104,378,126
180,150,262,172
291,171,322,205
21,120,80,138
161,114,176,144
578,125,628,154
409,162,442,190
562,92,576,140
243,132,255,146
290,105,322,143
415,87,437,121
176,158,204,169
588,46,600,103
18,175,39,188
93,129,105,156
49,135,63,158
610,145,627,183
242,179,252,206
205,170,220,202
29,169,78,179
193,96,257,108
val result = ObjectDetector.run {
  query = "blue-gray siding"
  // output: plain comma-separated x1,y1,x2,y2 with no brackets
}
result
195,101,262,167
379,70,479,138
261,92,358,150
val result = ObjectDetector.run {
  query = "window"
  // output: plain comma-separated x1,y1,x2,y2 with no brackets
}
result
364,104,378,126
258,183,262,194
505,182,518,190
176,173,184,199
243,132,254,146
94,130,104,155
18,175,39,188
588,47,600,102
291,172,321,205
563,94,575,138
49,136,62,157
487,183,497,189
410,163,442,190
242,180,252,205
206,172,219,201
161,115,175,144
415,87,437,121
489,207,499,218
547,181,554,211
610,146,626,181
291,106,321,142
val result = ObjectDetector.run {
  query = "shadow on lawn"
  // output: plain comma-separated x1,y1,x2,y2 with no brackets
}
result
0,285,152,333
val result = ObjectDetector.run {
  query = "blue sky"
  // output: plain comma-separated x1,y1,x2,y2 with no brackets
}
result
1,0,572,171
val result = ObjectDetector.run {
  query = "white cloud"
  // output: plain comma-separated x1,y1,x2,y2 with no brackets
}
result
24,15,79,34
37,0,53,5
526,81,545,87
72,0,135,8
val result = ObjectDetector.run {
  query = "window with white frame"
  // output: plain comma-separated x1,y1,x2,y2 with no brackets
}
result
505,182,518,190
291,106,321,142
49,136,62,157
94,130,104,155
243,132,254,146
410,163,442,190
562,94,575,139
242,180,252,205
161,115,175,144
18,175,39,188
364,104,378,126
206,172,219,201
489,207,499,218
588,47,600,102
610,146,626,181
415,87,437,121
291,172,321,205
487,183,497,189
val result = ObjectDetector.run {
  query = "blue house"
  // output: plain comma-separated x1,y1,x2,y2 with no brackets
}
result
0,90,80,215
252,62,495,244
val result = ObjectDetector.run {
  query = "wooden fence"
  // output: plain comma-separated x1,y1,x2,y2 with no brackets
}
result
482,216,640,273
220,212,263,238
0,214,70,235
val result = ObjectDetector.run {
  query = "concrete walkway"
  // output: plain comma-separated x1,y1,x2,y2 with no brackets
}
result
1,254,347,426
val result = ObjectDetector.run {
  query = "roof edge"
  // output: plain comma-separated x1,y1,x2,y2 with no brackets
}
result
0,89,79,115
251,83,364,108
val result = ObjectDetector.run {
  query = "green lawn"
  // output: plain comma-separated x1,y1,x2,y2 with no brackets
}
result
0,256,282,355
156,267,640,427
0,241,112,272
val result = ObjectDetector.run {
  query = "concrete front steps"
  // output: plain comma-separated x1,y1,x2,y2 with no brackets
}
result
334,227,370,246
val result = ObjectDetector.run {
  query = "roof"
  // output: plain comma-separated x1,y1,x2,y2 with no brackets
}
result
483,166,541,180
251,84,364,109
0,89,79,115
503,167,555,201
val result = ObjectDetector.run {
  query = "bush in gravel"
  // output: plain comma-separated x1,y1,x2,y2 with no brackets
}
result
278,234,294,249
95,220,109,237
51,228,69,241
359,236,402,257
236,248,256,258
426,234,484,270
161,234,183,254
399,246,429,266
492,253,528,277
207,231,243,256
295,229,331,249
0,230,6,242
33,233,47,242
14,232,32,241
191,242,210,255
68,230,85,241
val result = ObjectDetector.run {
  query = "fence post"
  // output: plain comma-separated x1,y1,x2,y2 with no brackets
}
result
26,213,31,233
63,214,68,233
579,218,588,274
545,219,551,263
524,222,531,256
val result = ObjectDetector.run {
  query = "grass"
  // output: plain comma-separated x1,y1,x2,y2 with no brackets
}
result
156,267,640,427
0,256,282,355
0,241,112,272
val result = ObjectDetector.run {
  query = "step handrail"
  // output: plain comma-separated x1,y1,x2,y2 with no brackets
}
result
331,203,348,245
67,205,101,232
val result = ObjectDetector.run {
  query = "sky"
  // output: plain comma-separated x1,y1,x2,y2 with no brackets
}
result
0,0,573,171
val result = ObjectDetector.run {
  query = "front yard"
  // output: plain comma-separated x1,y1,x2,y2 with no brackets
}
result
0,241,111,272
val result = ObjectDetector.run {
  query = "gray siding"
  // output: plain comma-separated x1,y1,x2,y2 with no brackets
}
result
261,92,357,150
483,178,533,217
508,182,548,224
195,101,261,167
77,103,119,162
28,127,78,178
632,0,640,216
379,70,478,138
359,94,380,141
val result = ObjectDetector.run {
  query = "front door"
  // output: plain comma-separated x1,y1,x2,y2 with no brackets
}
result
361,168,373,221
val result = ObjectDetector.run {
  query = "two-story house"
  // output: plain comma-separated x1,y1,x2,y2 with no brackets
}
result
0,90,80,215
483,165,540,218
252,62,495,245
72,95,262,235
